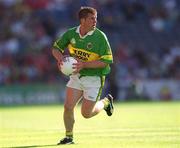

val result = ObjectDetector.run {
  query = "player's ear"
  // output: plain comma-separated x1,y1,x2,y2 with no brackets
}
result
80,18,85,24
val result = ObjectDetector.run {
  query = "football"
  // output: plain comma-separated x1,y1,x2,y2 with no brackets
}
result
61,56,77,76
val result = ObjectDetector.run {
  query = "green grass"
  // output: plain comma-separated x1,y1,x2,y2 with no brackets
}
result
0,101,180,148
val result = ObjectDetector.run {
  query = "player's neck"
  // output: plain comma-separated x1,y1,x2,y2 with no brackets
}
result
79,26,90,37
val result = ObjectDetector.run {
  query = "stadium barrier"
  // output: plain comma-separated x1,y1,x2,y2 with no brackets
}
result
0,80,179,105
0,84,65,105
117,79,180,101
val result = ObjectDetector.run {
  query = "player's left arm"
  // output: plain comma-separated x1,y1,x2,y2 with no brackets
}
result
98,33,113,65
73,60,107,71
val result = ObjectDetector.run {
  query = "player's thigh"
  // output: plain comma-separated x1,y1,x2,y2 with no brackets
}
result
81,86,102,115
64,87,83,110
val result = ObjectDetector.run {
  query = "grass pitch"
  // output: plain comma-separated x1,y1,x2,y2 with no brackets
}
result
0,101,180,148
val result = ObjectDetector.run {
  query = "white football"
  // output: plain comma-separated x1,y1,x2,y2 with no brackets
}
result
61,56,77,76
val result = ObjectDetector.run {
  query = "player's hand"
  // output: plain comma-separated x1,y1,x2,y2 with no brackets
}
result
72,59,84,74
57,58,63,71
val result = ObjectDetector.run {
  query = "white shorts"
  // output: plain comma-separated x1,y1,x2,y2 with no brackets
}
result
66,74,105,102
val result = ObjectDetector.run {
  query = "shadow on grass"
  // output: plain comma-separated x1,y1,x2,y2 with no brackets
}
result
3,144,59,148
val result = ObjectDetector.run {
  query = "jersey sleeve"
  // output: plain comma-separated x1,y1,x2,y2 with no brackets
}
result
53,31,70,53
99,33,113,64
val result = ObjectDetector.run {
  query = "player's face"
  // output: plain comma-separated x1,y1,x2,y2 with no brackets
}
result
84,13,97,31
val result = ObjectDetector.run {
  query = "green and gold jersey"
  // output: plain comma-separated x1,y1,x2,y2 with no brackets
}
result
53,26,113,76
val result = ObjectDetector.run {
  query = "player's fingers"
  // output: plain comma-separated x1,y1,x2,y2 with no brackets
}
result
72,70,79,74
74,57,80,62
72,65,79,74
57,61,62,70
58,60,63,65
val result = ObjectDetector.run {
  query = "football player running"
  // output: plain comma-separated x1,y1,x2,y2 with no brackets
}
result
52,6,114,144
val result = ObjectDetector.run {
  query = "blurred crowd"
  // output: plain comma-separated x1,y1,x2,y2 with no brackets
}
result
0,0,179,86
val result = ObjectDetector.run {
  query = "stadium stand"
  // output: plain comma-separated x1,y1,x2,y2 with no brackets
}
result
0,0,179,101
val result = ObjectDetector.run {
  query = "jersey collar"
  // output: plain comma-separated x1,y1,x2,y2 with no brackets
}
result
76,26,95,39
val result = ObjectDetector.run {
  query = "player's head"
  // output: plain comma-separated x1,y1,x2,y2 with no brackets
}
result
78,6,97,30
78,6,97,20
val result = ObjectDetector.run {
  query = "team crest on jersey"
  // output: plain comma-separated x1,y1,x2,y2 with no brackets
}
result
87,42,93,50
70,38,76,45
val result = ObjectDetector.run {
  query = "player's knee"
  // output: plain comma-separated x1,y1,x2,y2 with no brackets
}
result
81,111,92,119
64,104,74,112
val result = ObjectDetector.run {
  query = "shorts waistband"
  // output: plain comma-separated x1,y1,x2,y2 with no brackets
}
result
79,75,86,79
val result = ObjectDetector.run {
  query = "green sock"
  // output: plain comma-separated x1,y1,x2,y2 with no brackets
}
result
103,98,110,109
66,131,73,138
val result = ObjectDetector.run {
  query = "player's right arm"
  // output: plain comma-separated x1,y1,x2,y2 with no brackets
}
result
52,37,66,63
52,30,71,68
52,49,63,63
52,49,64,71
